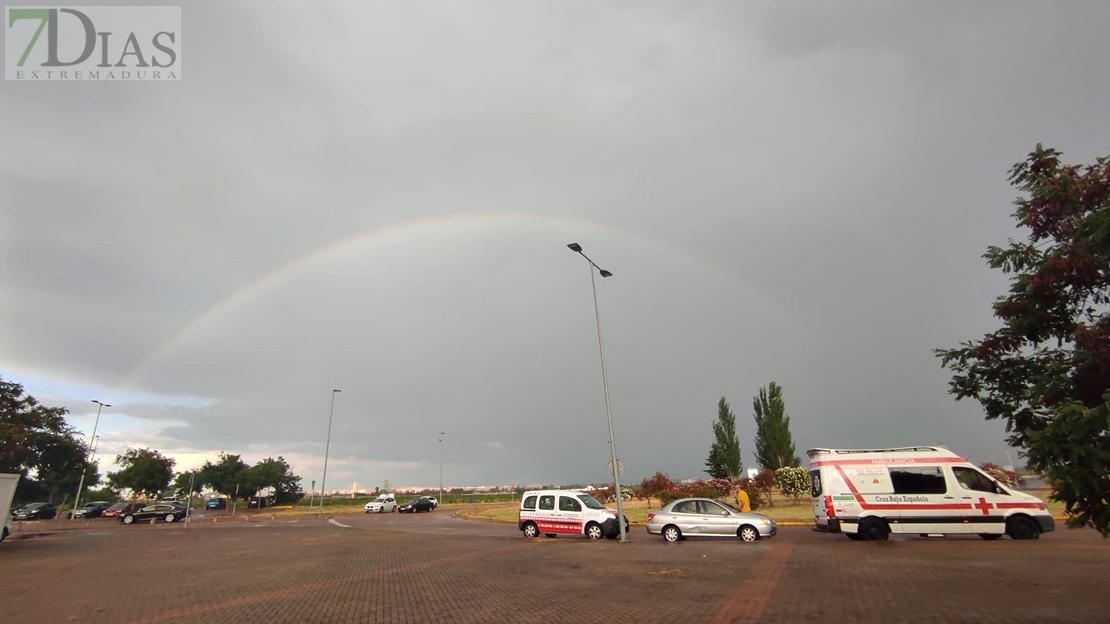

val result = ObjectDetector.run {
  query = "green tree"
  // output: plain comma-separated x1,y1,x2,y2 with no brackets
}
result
107,448,175,499
247,457,303,504
705,397,743,479
752,382,801,470
172,470,203,497
0,377,96,504
198,453,253,501
936,144,1110,536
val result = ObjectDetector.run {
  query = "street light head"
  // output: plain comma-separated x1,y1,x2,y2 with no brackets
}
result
599,269,613,278
567,243,583,253
332,389,341,393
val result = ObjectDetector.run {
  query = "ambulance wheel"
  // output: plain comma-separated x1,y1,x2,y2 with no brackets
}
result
738,525,759,542
979,533,1003,540
858,518,889,541
845,533,862,541
585,522,604,540
1007,516,1039,540
662,525,682,542
522,522,539,538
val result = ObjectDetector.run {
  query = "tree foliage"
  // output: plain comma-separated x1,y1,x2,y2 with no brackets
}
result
776,466,810,504
107,448,175,499
248,456,303,504
0,377,96,503
172,471,203,497
705,397,743,479
935,145,1110,536
198,453,253,500
752,382,801,470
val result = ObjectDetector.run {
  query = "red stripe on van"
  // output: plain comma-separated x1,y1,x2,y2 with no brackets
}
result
995,502,1047,510
810,457,966,467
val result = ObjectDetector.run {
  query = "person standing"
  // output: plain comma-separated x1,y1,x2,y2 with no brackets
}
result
734,485,751,512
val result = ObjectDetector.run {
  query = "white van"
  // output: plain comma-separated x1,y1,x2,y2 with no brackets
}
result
808,446,1054,541
518,490,629,539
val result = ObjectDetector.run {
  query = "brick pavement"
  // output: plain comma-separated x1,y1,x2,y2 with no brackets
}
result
0,521,1106,623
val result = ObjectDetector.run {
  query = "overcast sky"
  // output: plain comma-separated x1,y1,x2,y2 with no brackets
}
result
2,1,1108,492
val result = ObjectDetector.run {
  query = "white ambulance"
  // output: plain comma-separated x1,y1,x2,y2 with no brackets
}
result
518,489,630,539
808,446,1054,541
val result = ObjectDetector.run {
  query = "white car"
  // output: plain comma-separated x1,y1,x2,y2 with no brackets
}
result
364,495,397,513
425,496,438,508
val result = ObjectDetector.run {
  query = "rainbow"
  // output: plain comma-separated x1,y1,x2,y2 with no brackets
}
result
115,212,786,391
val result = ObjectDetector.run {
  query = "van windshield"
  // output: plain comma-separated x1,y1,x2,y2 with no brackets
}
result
577,494,606,510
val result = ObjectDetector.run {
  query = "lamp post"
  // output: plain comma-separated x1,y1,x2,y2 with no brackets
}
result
566,243,627,543
439,432,445,503
71,400,110,520
318,389,341,518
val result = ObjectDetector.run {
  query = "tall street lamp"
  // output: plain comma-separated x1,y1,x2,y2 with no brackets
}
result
566,243,627,543
318,389,341,518
439,432,445,503
71,400,110,520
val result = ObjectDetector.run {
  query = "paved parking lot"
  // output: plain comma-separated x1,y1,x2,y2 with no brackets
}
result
1,517,1106,623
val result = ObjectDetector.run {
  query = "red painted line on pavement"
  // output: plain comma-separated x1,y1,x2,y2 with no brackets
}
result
708,542,794,624
131,543,527,624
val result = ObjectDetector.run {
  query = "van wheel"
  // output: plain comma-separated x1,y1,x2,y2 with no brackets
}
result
845,533,862,541
662,525,682,542
522,522,539,538
585,522,604,540
1007,516,1039,540
979,533,1003,540
738,525,759,542
858,518,889,541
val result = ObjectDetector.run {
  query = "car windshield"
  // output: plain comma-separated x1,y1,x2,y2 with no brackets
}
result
719,501,743,513
577,494,606,510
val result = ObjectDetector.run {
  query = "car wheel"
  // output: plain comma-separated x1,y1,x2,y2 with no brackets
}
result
662,525,682,542
979,533,1003,540
1007,516,1040,540
123,515,135,524
738,525,759,542
858,518,890,541
165,514,176,523
522,522,539,538
585,522,604,540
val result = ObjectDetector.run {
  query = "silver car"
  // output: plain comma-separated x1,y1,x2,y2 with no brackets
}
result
646,498,777,542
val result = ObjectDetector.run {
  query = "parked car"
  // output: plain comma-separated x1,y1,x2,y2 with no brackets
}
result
398,497,435,513
101,502,144,518
425,496,439,509
247,496,268,509
119,503,188,525
12,503,57,521
69,501,112,519
364,494,397,513
206,498,227,510
645,498,777,542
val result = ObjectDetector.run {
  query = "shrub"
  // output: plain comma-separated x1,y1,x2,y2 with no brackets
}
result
638,472,675,500
776,466,809,504
753,469,778,507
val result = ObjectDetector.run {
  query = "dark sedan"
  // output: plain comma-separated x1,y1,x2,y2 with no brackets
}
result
69,501,112,519
398,497,435,513
101,502,144,518
119,503,188,524
12,503,57,520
